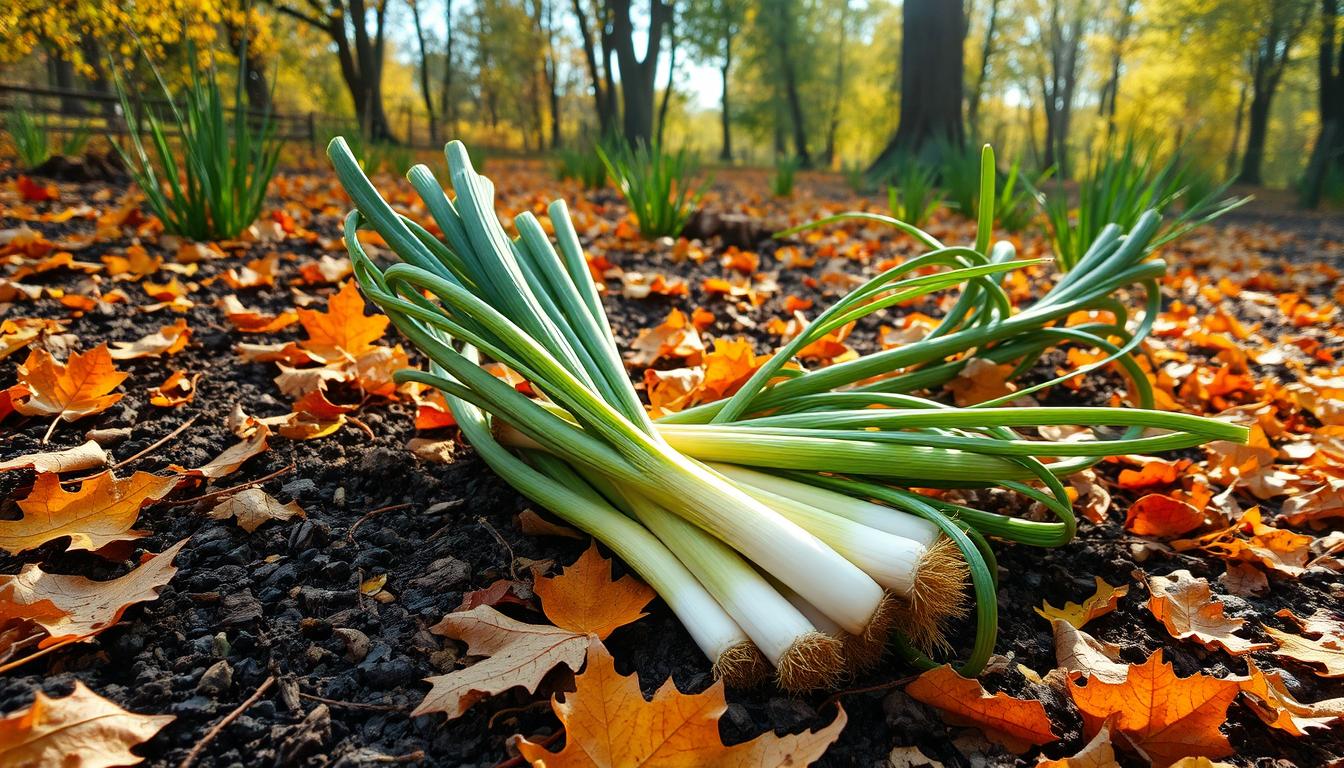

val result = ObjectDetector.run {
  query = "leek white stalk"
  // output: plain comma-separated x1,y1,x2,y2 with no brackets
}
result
711,464,940,547
444,376,766,686
586,474,844,691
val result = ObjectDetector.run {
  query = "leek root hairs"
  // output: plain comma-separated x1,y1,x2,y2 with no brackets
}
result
714,640,771,689
904,536,970,653
776,631,845,692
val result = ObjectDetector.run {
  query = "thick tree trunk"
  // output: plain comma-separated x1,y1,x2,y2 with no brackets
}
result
867,0,964,174
1239,91,1272,185
608,0,671,146
1227,80,1248,177
1303,0,1343,207
1097,0,1135,140
45,45,82,113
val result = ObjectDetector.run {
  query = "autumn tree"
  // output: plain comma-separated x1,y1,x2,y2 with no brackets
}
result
267,0,398,142
1303,0,1344,206
606,0,673,145
1033,0,1090,179
1235,0,1314,184
758,0,812,164
868,0,965,174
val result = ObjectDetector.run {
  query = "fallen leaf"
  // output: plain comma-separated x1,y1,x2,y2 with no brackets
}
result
1035,578,1128,629
413,606,591,719
174,427,269,480
905,665,1057,753
0,472,177,555
1035,719,1118,767
1146,570,1271,655
0,441,108,474
217,295,298,333
1053,620,1129,684
1240,659,1344,735
1125,494,1204,538
14,345,127,431
208,489,305,533
0,540,186,646
0,681,173,767
147,370,200,408
1265,622,1344,678
887,745,946,768
108,319,191,360
517,509,583,540
534,542,655,640
947,358,1017,407
296,279,388,359
415,544,655,720
1117,458,1190,490
1067,650,1239,766
517,637,846,767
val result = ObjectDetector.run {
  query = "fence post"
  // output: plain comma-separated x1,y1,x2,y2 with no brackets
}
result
307,112,316,150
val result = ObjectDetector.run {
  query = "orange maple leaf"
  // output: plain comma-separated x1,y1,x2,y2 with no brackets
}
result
904,664,1057,753
518,638,846,767
0,682,173,766
296,279,388,359
0,472,178,555
1067,650,1240,766
534,542,655,640
14,345,127,440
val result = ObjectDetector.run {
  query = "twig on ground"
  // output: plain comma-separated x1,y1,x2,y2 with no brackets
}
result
347,503,415,543
298,691,409,712
348,414,376,439
163,463,296,508
477,516,518,580
820,674,919,711
64,414,200,485
178,675,275,768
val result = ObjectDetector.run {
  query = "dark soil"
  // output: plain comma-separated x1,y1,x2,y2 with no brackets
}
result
2,168,1343,767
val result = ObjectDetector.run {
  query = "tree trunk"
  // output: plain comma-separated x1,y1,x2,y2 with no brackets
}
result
719,38,733,161
1303,0,1343,206
822,0,851,166
409,0,439,144
657,10,678,146
1097,0,1135,140
1227,79,1248,177
608,0,671,145
868,0,964,174
1239,91,1272,184
966,0,1000,138
44,44,82,113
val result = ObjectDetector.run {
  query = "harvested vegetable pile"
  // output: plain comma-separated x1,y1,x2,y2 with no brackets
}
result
0,156,1342,767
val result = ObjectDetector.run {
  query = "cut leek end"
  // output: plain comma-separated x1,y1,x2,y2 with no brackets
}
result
714,640,772,689
777,630,845,692
904,536,972,653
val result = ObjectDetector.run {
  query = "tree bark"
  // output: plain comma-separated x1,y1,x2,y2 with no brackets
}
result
573,0,616,135
271,0,397,142
607,0,671,145
1303,0,1344,206
1227,79,1248,177
966,0,1000,139
867,0,964,174
1238,1,1312,185
1096,0,1135,140
719,38,733,161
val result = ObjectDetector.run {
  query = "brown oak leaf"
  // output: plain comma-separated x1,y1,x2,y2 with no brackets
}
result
905,664,1058,753
0,681,173,767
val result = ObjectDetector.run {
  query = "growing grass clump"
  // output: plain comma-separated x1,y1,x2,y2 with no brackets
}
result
598,140,708,238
